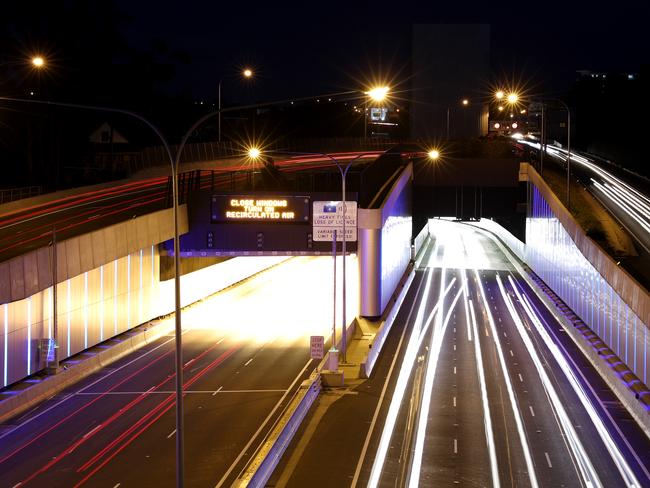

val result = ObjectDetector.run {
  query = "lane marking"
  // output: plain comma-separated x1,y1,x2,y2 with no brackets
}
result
545,452,553,468
518,373,524,383
453,366,457,375
244,358,253,367
212,386,223,396
453,396,456,407
529,406,536,417
509,349,514,357
166,429,176,439
454,438,458,454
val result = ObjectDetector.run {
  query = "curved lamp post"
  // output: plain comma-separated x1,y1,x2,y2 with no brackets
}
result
0,95,185,487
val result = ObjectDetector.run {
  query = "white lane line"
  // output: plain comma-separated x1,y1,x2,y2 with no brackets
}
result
509,349,514,357
529,406,536,417
453,396,457,407
454,366,457,375
454,344,456,351
244,358,253,367
113,484,121,488
454,439,458,454
184,358,195,367
167,429,176,439
216,357,325,487
503,332,507,338
518,373,524,383
485,327,489,337
545,452,553,468
212,386,223,396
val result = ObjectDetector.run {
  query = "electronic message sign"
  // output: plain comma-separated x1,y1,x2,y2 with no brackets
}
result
211,195,310,223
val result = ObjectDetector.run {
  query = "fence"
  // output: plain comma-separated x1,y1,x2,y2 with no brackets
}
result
0,186,42,204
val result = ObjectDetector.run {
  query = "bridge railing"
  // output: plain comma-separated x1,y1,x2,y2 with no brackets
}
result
0,186,42,204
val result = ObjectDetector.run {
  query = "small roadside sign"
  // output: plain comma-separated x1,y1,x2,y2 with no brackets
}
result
312,201,357,242
310,336,325,359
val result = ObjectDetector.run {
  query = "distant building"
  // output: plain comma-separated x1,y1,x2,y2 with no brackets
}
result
410,24,490,140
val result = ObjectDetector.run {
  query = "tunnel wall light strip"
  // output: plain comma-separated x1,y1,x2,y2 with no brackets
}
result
26,298,31,376
3,304,7,386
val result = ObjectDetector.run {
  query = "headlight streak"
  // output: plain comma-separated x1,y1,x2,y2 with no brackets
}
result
592,180,650,234
473,267,540,488
520,140,650,236
507,274,641,488
467,284,500,488
368,269,457,487
408,258,453,487
496,273,601,488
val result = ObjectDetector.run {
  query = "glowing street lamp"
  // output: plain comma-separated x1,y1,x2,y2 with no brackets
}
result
364,86,390,138
243,68,253,78
428,148,442,214
506,92,519,104
32,56,45,68
495,90,505,100
247,146,261,159
462,98,469,106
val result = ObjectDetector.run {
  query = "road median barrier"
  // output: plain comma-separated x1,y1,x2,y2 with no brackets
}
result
234,374,322,488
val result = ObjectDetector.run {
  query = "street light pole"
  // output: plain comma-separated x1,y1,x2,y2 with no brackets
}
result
218,68,253,143
0,96,184,488
541,98,571,207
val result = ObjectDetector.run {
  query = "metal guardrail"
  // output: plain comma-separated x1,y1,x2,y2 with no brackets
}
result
0,186,42,204
235,374,322,487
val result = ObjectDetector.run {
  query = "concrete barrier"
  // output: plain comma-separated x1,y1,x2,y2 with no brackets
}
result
361,267,416,378
235,375,322,488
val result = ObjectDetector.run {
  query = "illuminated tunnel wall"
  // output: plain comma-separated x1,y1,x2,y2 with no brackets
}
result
0,245,288,388
527,184,649,386
1,247,160,387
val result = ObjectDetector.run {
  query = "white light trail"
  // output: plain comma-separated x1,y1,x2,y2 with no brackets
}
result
367,270,457,488
507,275,641,487
474,268,539,488
497,273,601,487
467,289,500,487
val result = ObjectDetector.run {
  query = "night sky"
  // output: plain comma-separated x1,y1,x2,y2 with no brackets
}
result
112,0,650,100
3,1,649,102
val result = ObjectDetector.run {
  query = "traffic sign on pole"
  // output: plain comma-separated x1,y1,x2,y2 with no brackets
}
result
310,336,325,359
312,201,357,242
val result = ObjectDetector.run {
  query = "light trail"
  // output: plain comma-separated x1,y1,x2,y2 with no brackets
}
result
507,275,641,487
519,140,650,240
473,268,539,488
467,287,500,488
496,274,601,488
367,268,457,488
